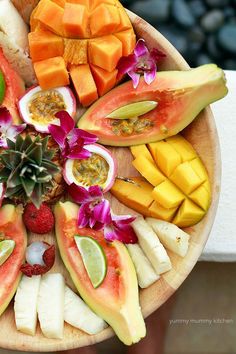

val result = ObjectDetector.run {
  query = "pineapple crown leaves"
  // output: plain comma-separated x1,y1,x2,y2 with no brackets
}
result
0,135,60,208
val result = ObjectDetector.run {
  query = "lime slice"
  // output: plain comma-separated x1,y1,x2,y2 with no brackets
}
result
106,101,158,119
0,240,15,266
0,70,6,104
74,236,107,288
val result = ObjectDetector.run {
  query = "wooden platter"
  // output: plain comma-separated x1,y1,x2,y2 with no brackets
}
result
0,10,221,352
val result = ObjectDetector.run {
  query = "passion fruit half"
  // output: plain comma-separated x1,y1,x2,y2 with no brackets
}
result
18,85,76,133
63,144,117,193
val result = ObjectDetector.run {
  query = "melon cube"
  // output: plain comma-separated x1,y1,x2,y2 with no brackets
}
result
166,135,196,162
148,201,177,222
173,199,205,228
152,180,185,209
132,155,166,186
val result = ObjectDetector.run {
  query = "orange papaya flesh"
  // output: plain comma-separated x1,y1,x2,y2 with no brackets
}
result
0,205,27,317
34,56,69,89
28,30,64,62
63,3,89,38
78,64,228,146
55,201,146,345
70,64,98,107
33,0,64,36
90,64,117,96
0,49,25,124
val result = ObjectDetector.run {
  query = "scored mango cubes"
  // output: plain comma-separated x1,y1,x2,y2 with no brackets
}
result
111,134,211,228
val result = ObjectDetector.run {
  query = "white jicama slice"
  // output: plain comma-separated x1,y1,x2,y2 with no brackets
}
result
132,217,172,275
14,275,41,336
146,218,190,257
127,244,160,288
64,286,108,334
38,273,65,339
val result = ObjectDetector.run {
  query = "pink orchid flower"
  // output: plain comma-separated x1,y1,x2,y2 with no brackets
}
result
68,183,137,244
48,111,98,159
0,107,26,148
117,38,166,89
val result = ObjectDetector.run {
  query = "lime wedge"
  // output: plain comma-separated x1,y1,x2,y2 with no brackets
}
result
0,70,6,104
74,236,107,288
0,240,15,266
106,101,158,119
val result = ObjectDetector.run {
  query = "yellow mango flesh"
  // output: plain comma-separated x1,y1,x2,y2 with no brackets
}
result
132,155,165,186
130,144,154,164
152,180,185,209
173,199,206,227
148,201,177,222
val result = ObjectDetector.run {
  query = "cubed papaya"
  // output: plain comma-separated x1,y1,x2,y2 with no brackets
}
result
33,56,69,89
166,135,196,162
63,39,88,65
173,199,206,227
70,64,98,107
90,65,118,97
28,30,64,62
132,155,166,186
189,184,211,211
63,3,89,38
114,29,136,56
34,0,64,36
130,145,154,164
152,180,185,209
170,161,205,195
148,201,177,222
88,35,122,72
90,4,120,37
148,140,182,177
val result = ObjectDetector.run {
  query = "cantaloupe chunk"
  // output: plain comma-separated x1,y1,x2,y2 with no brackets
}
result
111,177,154,216
170,161,205,195
166,135,196,162
114,29,136,56
189,184,211,211
88,35,122,72
29,30,64,62
90,65,117,96
116,7,132,32
34,0,64,36
63,3,89,38
173,199,205,227
152,180,185,209
130,145,154,164
90,4,120,36
148,141,182,177
34,56,69,89
70,64,98,107
132,155,166,186
148,201,177,222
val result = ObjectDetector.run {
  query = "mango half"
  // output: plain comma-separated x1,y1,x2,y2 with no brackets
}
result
111,135,211,227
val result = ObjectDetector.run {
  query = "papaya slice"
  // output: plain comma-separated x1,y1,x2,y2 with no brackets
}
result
78,64,228,145
55,201,146,345
90,65,117,97
63,3,89,38
0,205,27,316
28,30,64,62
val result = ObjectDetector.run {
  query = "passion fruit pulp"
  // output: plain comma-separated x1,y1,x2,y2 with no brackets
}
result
63,144,117,193
18,85,76,133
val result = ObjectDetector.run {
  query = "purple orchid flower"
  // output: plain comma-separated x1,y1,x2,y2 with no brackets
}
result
48,111,98,159
117,38,166,89
0,107,26,148
68,183,137,244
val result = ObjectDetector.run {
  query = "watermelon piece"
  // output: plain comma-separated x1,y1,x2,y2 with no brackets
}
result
54,201,146,345
0,205,27,317
0,49,25,124
78,64,228,146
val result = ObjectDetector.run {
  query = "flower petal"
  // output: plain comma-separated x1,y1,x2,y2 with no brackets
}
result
0,137,8,148
150,48,166,61
0,107,12,132
7,124,26,139
117,54,137,77
69,128,98,146
134,39,149,57
88,185,103,200
104,223,138,244
93,199,112,224
48,124,66,147
55,110,75,134
67,147,91,160
112,214,136,226
144,67,157,85
78,203,90,228
128,71,140,88
67,183,91,203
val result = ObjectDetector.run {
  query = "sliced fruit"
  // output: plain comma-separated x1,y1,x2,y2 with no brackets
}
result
0,49,25,124
28,30,64,62
0,204,27,317
64,286,108,334
37,273,65,339
0,240,15,266
130,144,154,164
78,64,228,146
14,275,41,335
0,70,6,104
132,155,165,186
146,218,190,257
107,101,158,119
131,217,172,275
18,85,76,133
151,180,185,209
55,201,146,345
90,64,118,97
172,199,206,228
63,143,117,192
63,3,89,38
126,244,159,289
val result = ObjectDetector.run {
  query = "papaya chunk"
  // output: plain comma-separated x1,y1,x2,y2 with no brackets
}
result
88,35,122,72
34,56,69,89
29,30,64,62
90,4,120,36
63,39,88,65
114,29,136,56
34,0,64,36
90,65,117,96
70,64,98,107
63,3,89,38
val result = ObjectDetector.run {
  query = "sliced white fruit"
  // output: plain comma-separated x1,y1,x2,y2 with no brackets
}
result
14,275,41,336
37,273,65,339
146,218,190,257
64,286,108,334
132,216,172,275
126,244,160,288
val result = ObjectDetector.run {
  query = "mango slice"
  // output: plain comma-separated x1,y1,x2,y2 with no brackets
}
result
149,201,177,222
130,145,154,164
173,199,206,228
132,155,165,186
152,180,185,209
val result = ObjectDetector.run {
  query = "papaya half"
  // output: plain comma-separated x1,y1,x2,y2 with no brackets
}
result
0,205,27,317
54,201,146,345
78,64,228,146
